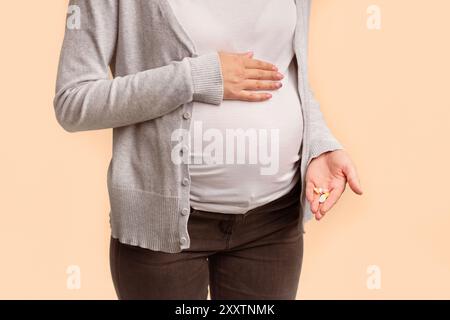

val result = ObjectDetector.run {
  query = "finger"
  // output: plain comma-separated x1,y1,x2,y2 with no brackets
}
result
305,181,316,204
242,79,282,91
244,57,279,71
245,68,284,81
311,190,321,214
343,164,363,195
234,51,253,57
236,90,272,102
315,206,324,220
319,186,344,215
244,51,254,58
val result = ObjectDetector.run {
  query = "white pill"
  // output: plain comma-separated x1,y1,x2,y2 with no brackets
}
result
319,193,329,203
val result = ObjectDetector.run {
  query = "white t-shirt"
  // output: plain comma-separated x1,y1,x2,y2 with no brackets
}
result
167,0,303,213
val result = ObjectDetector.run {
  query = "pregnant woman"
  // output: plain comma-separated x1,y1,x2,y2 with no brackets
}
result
54,0,362,299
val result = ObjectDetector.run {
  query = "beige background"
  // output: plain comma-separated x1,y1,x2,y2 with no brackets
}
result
0,0,449,299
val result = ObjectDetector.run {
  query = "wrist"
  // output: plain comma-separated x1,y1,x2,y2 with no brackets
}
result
188,52,224,105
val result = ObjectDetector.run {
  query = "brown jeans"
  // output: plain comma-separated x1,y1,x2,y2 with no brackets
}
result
109,181,303,300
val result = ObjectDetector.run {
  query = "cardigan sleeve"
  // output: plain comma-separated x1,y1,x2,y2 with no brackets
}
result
53,0,224,133
303,0,344,166
305,86,344,166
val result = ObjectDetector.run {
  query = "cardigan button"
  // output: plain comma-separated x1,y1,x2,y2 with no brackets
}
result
180,236,188,245
182,112,191,120
179,145,189,157
182,178,190,186
181,208,189,216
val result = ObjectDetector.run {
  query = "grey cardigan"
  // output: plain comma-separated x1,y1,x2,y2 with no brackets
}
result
54,0,344,253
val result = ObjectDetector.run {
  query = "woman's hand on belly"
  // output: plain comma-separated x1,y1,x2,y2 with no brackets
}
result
305,149,363,220
219,51,284,102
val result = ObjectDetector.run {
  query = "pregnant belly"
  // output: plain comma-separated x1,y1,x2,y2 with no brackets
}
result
188,59,303,213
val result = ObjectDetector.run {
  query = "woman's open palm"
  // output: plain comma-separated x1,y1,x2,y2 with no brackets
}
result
305,149,363,220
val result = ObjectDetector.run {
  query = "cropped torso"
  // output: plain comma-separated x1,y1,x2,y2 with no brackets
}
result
167,0,303,213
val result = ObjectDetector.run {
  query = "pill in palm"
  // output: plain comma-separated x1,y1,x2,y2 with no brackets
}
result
319,192,329,203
